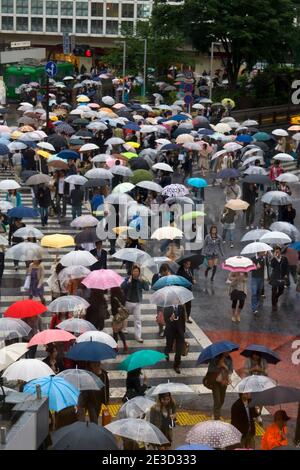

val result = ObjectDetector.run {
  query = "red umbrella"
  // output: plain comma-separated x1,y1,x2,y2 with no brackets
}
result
28,329,76,348
4,300,47,319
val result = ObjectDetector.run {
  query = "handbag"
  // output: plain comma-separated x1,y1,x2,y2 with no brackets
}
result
114,297,129,323
22,274,31,291
215,367,230,386
156,311,165,326
101,406,112,426
202,371,220,390
181,341,190,357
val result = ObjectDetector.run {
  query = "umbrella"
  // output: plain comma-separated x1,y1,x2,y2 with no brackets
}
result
0,235,9,246
176,444,214,450
111,182,135,194
48,296,90,314
223,143,243,153
217,169,240,179
47,158,68,170
161,184,189,198
242,120,259,126
152,275,192,290
0,318,31,340
225,199,249,211
25,174,51,185
85,168,113,180
0,180,21,191
130,158,151,171
150,382,195,396
243,174,270,185
176,252,204,268
152,163,174,173
213,123,232,133
66,341,117,362
112,248,152,265
187,178,208,189
76,331,117,349
24,376,79,412
0,143,9,155
57,265,90,284
186,421,241,449
273,153,294,162
289,242,300,251
241,344,281,364
60,250,98,267
82,269,123,290
150,286,193,307
180,211,206,221
235,134,253,143
118,396,155,419
84,178,106,188
110,166,133,178
221,256,256,272
28,329,75,348
8,142,27,152
80,143,99,152
276,173,299,183
160,144,181,152
51,421,118,450
105,193,133,205
244,166,268,176
57,369,104,391
2,359,54,382
176,134,194,144
0,343,28,371
136,181,163,193
41,234,75,249
260,231,292,245
119,350,166,372
121,152,138,160
131,170,153,184
55,123,75,135
8,207,39,218
4,299,46,319
253,132,271,142
240,242,273,255
269,222,300,241
74,228,100,245
105,418,169,445
250,386,300,406
151,227,183,240
6,242,45,261
197,341,239,364
166,196,194,206
37,142,55,152
64,175,87,186
57,150,79,160
105,137,125,146
235,375,276,393
57,318,97,334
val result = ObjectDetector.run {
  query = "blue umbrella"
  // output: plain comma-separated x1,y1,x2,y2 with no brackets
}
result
197,128,214,136
0,143,9,155
187,177,208,189
176,444,214,450
172,114,190,122
217,169,240,179
236,135,253,143
289,242,300,251
160,143,181,151
8,206,39,218
24,376,79,412
66,340,117,362
57,150,79,160
123,122,141,132
197,341,239,364
0,138,10,146
152,275,192,291
240,344,281,364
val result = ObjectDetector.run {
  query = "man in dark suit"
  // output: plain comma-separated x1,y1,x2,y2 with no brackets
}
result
231,393,258,448
163,304,186,374
90,240,107,270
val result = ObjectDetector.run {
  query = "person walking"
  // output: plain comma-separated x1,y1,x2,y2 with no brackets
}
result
202,225,224,281
282,246,298,287
90,240,107,270
231,393,258,448
11,150,23,180
70,184,84,220
6,189,22,207
149,393,177,450
261,410,290,450
243,351,268,377
36,183,52,226
163,303,186,374
224,178,241,202
177,260,195,323
54,170,68,218
259,203,276,229
221,207,236,249
243,183,258,229
269,247,288,311
152,264,171,337
110,286,128,353
251,252,268,316
86,289,109,331
281,204,296,225
77,362,109,424
228,272,248,322
207,352,233,420
27,259,45,304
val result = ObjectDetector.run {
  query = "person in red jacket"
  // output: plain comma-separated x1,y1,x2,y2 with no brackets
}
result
269,160,283,184
261,410,289,450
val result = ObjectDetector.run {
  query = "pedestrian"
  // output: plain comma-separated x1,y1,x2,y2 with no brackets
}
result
27,259,45,304
269,160,283,185
177,260,195,323
243,183,258,229
261,410,290,450
54,170,68,218
243,351,268,377
8,217,25,271
207,352,233,420
36,183,52,226
152,264,171,336
259,203,276,229
281,246,298,287
149,393,177,450
6,189,22,207
110,286,128,353
70,184,84,220
251,252,268,315
202,225,224,281
228,271,248,322
224,178,241,202
123,368,148,401
221,207,236,248
11,150,22,180
121,265,149,343
163,303,186,374
42,344,65,374
0,244,5,288
231,393,258,448
86,289,109,331
280,204,296,225
77,361,109,424
269,246,288,311
90,240,108,270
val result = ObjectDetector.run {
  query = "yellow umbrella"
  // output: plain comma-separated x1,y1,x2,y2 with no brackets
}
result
36,149,51,159
225,199,249,211
113,226,131,235
126,142,140,149
221,98,235,108
121,152,139,160
41,234,75,249
11,130,24,140
49,115,58,122
77,95,90,103
291,115,300,125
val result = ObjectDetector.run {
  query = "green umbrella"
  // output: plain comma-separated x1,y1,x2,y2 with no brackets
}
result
253,132,271,142
121,152,138,160
131,170,153,184
180,211,206,221
119,350,166,372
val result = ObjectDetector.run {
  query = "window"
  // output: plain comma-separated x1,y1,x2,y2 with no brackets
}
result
16,17,28,31
76,1,88,17
106,3,119,18
1,0,13,14
61,1,73,16
61,18,73,33
31,17,43,31
121,21,134,35
76,19,88,33
91,2,103,17
1,16,13,30
16,0,28,14
91,20,103,34
46,1,58,15
137,4,151,18
122,4,134,18
46,18,58,32
31,0,43,15
106,20,118,35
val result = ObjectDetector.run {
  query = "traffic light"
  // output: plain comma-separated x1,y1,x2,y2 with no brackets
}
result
85,49,92,58
73,45,92,57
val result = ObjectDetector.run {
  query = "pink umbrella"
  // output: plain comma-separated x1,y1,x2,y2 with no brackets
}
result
221,255,256,273
82,269,124,290
28,329,76,347
106,156,125,168
221,263,256,273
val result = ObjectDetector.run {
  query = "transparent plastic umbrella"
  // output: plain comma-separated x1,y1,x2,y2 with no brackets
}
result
57,368,104,391
117,396,155,419
2,359,54,382
241,229,270,242
0,342,28,371
105,418,169,445
57,318,97,335
13,226,44,239
112,248,152,264
6,242,46,261
269,222,300,241
70,215,99,228
150,286,194,307
235,375,277,393
261,191,292,206
186,421,242,449
58,265,90,284
60,251,98,267
48,295,90,313
150,382,195,396
240,242,273,255
0,318,31,340
260,231,292,245
76,331,117,349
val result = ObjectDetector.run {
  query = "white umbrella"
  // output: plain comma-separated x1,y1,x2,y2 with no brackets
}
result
292,132,300,140
105,193,133,205
242,156,264,167
140,125,157,134
92,154,109,163
211,149,227,161
112,248,152,264
186,421,242,449
273,153,294,162
151,227,183,240
242,120,258,126
0,201,13,213
65,175,87,186
192,103,205,110
84,168,113,179
276,173,299,183
118,396,155,419
87,122,108,131
152,162,174,173
269,222,300,241
242,147,264,158
261,191,292,206
0,180,21,191
2,359,54,382
57,265,90,284
37,142,55,152
241,229,270,242
244,166,268,175
105,137,125,146
136,181,163,193
48,295,90,313
272,129,289,137
57,318,97,334
223,142,243,152
0,342,28,371
224,256,254,268
57,369,104,391
260,231,292,245
79,143,99,152
102,96,115,106
241,242,273,255
76,331,117,349
71,215,99,228
105,418,169,445
213,123,232,133
176,134,194,144
6,242,45,261
112,182,135,194
60,251,98,267
13,226,44,239
8,142,27,151
150,286,194,307
110,166,133,177
235,375,276,393
150,382,195,396
0,318,31,340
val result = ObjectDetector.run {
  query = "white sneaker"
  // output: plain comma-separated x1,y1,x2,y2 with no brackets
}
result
122,328,128,333
246,226,250,230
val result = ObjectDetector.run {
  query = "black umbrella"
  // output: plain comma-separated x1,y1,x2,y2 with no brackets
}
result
130,158,151,171
74,129,93,139
48,134,68,151
217,169,240,179
73,118,90,126
84,178,106,188
252,142,269,152
243,174,271,185
250,386,300,407
74,227,100,245
176,251,204,269
51,421,118,450
173,128,192,138
240,344,281,364
20,170,39,182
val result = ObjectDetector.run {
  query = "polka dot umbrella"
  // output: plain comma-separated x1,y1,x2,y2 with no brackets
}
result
186,421,242,449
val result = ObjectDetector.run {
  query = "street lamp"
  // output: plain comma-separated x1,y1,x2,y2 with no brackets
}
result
142,38,147,98
121,41,126,103
209,41,221,101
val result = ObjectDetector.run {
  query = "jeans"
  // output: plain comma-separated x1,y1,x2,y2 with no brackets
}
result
222,228,234,242
72,204,82,220
251,277,264,311
40,206,48,225
56,194,67,217
125,301,142,340
212,382,227,419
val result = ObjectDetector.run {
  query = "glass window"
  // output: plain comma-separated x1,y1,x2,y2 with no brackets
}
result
1,16,13,30
46,18,58,32
122,4,134,18
31,0,43,15
31,17,43,31
106,3,119,18
46,1,58,15
61,1,73,16
121,21,134,35
61,18,73,33
16,17,28,31
76,19,88,33
91,20,103,34
16,0,28,14
137,4,151,18
76,1,88,16
91,2,103,17
1,0,14,14
106,20,118,35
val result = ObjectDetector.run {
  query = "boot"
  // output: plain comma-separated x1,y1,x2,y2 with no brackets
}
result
205,267,211,278
211,266,217,281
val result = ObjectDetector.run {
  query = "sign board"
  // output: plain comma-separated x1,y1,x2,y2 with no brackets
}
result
184,83,193,93
45,61,57,78
70,35,76,53
10,41,31,48
184,70,194,80
62,33,70,55
184,94,193,104
0,48,46,65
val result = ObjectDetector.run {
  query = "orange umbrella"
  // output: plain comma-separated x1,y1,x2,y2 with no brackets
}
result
19,125,35,132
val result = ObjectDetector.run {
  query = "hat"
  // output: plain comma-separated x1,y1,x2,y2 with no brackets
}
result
274,410,290,422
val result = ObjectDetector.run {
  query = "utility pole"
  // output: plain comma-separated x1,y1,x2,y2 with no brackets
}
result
143,38,147,98
122,41,126,102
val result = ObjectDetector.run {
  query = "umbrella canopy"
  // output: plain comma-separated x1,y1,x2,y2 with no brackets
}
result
48,296,90,313
85,168,113,180
112,248,152,264
161,184,189,198
273,153,294,162
28,329,75,347
105,418,169,445
151,227,183,240
235,375,276,393
71,215,99,228
82,269,123,290
261,191,292,206
176,252,204,269
240,344,281,364
8,207,39,218
41,234,75,249
0,179,21,191
187,178,208,189
119,350,166,372
250,386,300,407
225,199,249,211
240,242,273,255
57,368,104,391
112,182,135,194
260,231,292,245
276,173,299,183
197,341,239,364
221,256,256,272
152,162,174,173
66,341,117,362
51,421,118,450
0,343,28,371
74,228,100,246
269,222,300,241
152,275,192,290
110,166,133,178
176,444,214,450
76,331,117,349
217,169,240,179
289,242,300,251
105,193,133,205
58,265,90,283
150,286,193,307
6,242,45,261
241,229,270,242
60,250,98,267
13,226,44,240
57,318,97,334
4,299,47,319
136,181,163,193
2,359,54,382
186,421,241,449
64,175,87,186
25,174,51,186
180,211,206,221
131,169,153,184
24,376,79,412
253,132,271,142
150,383,195,396
118,396,155,419
0,318,31,339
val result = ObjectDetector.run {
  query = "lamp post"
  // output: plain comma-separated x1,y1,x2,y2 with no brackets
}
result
121,41,126,103
209,41,221,101
142,38,147,98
